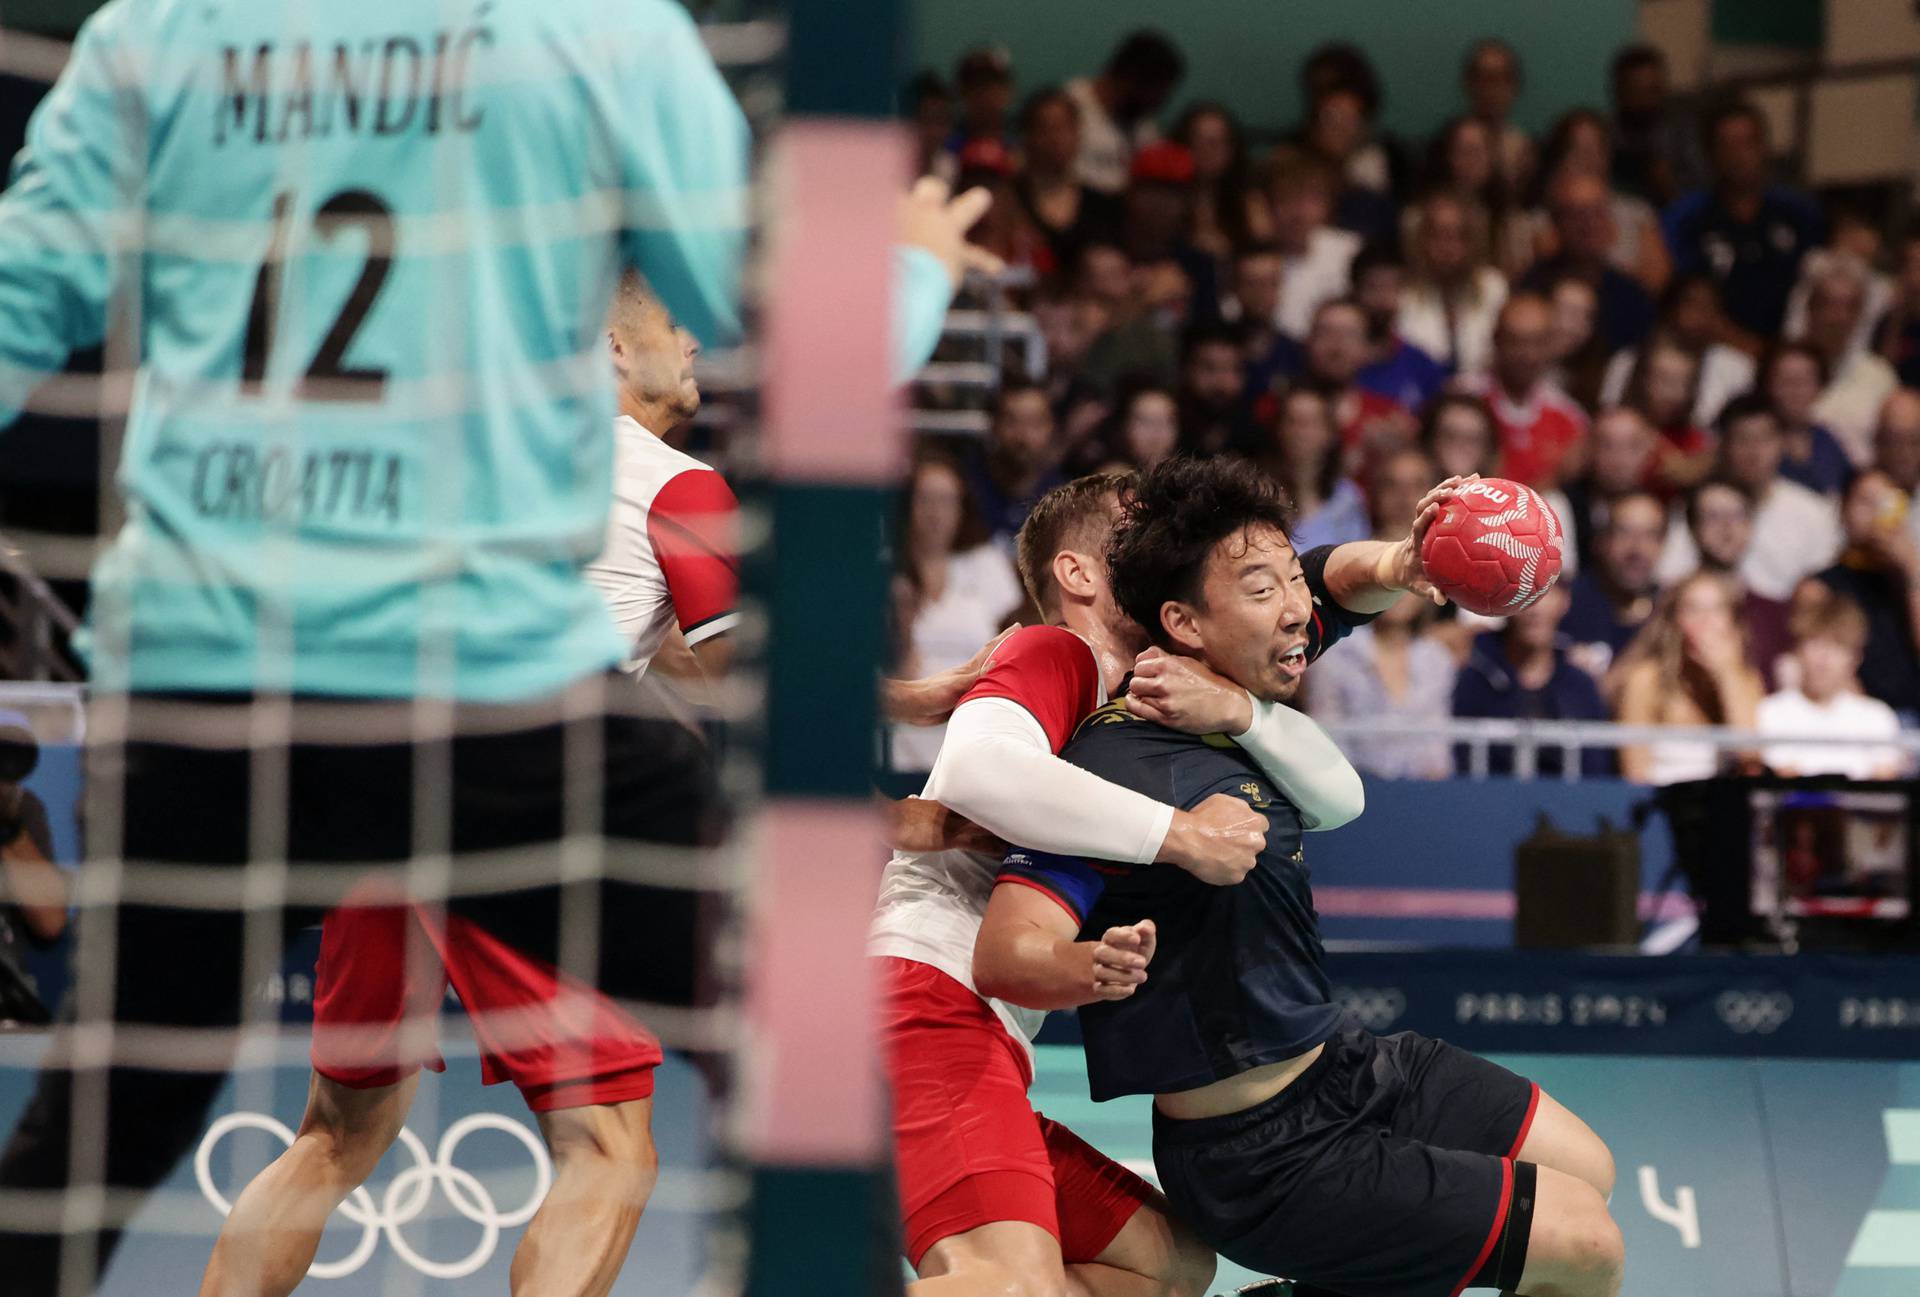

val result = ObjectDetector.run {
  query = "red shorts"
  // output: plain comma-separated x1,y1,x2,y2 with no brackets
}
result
878,956,1155,1268
312,886,661,1112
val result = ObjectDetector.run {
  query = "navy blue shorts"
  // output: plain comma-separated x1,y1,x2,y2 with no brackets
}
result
1152,1026,1540,1297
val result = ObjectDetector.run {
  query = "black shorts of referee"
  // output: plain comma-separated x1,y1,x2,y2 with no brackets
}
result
1153,1025,1541,1297
0,673,726,1295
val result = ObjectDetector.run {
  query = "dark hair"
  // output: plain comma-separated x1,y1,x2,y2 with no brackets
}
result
1684,475,1751,533
1015,471,1135,612
1180,320,1243,362
1108,30,1185,87
904,70,951,112
1612,43,1665,83
1234,239,1285,264
1302,42,1382,121
992,376,1050,423
1602,488,1666,535
1716,391,1778,438
1659,269,1723,320
1350,240,1404,282
1106,456,1294,646
1019,85,1076,135
1761,338,1831,390
1172,101,1256,246
1268,381,1345,503
955,46,1012,90
1534,108,1613,203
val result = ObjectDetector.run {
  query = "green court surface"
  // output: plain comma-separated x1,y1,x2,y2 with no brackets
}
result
1030,1044,1920,1297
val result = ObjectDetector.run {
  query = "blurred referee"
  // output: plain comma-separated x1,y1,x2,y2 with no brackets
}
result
0,1,978,1290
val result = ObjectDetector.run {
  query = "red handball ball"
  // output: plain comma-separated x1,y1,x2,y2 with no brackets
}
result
1419,478,1564,617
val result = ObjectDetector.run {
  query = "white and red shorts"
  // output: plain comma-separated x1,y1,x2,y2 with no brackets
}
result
312,887,661,1113
879,956,1155,1267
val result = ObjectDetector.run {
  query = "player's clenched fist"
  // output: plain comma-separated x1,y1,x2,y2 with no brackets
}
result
1159,792,1267,886
1089,919,1157,1001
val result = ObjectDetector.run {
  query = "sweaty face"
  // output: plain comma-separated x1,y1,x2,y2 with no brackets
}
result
1179,525,1314,703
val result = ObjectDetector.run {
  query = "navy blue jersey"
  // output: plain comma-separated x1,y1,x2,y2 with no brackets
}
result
997,546,1371,1101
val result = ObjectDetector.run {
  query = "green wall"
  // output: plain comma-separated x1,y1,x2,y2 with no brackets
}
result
914,0,1639,142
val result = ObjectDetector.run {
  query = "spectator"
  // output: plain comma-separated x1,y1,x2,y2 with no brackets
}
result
1226,242,1304,397
1074,242,1179,393
1262,147,1361,338
1367,445,1440,541
1543,272,1611,413
1615,570,1764,785
1528,109,1672,294
891,453,1026,769
1423,115,1532,278
1758,592,1905,779
1609,43,1703,208
1783,212,1894,363
1257,383,1370,551
1460,38,1536,201
1452,583,1612,777
1460,292,1589,489
1800,256,1900,464
1599,273,1755,427
907,71,958,185
1562,405,1658,568
1172,102,1257,261
954,138,1051,278
1352,244,1448,411
1299,42,1406,199
1112,383,1181,473
1662,102,1824,343
1876,390,1920,545
1305,85,1397,246
1668,395,1841,599
951,47,1014,155
1014,88,1124,274
1067,30,1186,194
1803,468,1920,718
1562,489,1665,677
968,380,1065,544
1399,190,1509,373
1121,141,1219,321
1876,231,1920,387
1763,341,1852,497
1176,323,1263,456
1422,392,1500,482
1520,170,1656,354
1308,594,1458,779
1665,477,1794,684
1619,332,1714,494
1304,297,1413,465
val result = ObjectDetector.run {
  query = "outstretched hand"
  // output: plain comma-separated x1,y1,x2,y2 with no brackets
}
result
900,177,1004,287
1388,474,1478,605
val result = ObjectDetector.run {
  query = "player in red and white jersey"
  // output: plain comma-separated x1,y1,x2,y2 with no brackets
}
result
873,471,1397,1296
585,272,739,679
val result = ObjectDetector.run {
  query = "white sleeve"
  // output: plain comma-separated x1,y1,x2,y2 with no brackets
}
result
924,697,1173,865
1231,695,1366,832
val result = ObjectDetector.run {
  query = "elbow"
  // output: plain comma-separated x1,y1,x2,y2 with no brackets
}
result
971,944,1016,1004
1304,767,1366,833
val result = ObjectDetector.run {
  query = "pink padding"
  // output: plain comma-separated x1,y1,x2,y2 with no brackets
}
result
740,798,886,1164
763,120,906,483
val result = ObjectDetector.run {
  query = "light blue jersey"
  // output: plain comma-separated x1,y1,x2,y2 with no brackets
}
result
0,0,952,699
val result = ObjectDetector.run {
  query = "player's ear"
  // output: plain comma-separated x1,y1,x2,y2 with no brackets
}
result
607,329,627,373
1160,600,1204,654
1052,549,1096,601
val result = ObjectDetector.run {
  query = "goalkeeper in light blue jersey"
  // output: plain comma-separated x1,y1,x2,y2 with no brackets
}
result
0,0,966,699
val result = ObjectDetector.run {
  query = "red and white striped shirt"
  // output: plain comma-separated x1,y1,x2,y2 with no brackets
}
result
584,416,738,675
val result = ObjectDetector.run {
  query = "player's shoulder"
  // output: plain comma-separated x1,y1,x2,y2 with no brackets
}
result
1065,697,1212,755
614,419,726,492
996,623,1092,662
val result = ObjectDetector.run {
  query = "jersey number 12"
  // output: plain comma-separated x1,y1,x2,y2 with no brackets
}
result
242,189,395,401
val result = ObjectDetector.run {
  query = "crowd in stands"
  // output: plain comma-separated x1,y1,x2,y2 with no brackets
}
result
891,30,1920,785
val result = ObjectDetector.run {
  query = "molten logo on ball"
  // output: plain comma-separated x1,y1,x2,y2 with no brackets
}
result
1420,478,1564,616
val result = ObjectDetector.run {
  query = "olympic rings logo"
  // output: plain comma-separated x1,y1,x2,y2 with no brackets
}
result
1714,990,1793,1035
1333,985,1407,1031
195,1112,553,1280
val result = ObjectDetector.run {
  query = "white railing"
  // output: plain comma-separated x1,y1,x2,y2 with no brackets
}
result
1320,717,1920,782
